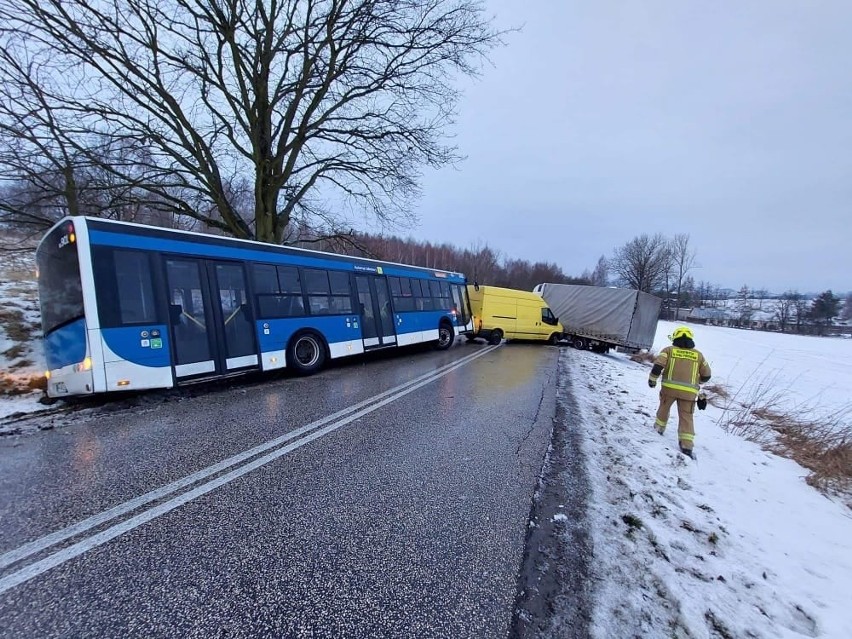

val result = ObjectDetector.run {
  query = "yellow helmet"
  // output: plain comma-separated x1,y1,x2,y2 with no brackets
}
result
671,326,694,341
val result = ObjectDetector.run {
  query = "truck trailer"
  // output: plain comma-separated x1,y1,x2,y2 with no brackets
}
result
532,283,662,353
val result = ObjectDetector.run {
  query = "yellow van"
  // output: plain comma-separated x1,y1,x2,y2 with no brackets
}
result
466,285,563,345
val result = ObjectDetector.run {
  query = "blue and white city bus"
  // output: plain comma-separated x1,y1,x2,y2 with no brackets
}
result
36,217,473,397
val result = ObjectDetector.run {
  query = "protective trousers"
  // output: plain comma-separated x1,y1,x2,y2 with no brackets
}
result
655,390,695,450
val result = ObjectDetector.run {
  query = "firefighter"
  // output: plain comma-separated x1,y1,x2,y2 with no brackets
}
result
648,326,711,458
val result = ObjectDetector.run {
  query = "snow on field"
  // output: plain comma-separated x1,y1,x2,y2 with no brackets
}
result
571,320,852,639
660,321,852,421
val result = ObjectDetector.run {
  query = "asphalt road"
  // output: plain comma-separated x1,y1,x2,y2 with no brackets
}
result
0,341,563,638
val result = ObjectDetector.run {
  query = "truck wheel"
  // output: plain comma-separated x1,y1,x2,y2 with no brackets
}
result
488,329,503,345
548,333,560,345
572,336,587,350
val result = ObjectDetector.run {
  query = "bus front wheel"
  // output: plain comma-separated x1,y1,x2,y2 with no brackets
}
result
288,331,327,375
435,322,455,350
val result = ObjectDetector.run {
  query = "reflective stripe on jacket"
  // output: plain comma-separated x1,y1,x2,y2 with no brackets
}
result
650,346,711,399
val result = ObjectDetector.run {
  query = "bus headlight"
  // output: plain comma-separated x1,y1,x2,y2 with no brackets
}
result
75,357,92,372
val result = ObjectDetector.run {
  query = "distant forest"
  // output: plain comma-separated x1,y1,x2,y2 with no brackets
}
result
292,231,588,292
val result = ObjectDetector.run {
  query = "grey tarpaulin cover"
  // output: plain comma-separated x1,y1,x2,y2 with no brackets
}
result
535,284,662,350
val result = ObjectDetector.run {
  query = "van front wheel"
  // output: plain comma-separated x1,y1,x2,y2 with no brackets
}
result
488,329,503,345
548,333,561,345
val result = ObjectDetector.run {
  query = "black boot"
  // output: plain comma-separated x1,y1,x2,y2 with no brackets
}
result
679,445,695,460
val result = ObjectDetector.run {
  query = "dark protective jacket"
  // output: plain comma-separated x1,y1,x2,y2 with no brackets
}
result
649,336,711,400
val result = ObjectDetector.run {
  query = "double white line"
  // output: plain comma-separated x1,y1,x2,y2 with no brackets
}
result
0,345,498,595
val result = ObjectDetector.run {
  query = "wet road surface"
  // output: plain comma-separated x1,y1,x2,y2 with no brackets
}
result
0,342,561,638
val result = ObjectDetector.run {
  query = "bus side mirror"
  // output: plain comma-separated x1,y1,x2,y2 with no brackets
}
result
169,304,183,325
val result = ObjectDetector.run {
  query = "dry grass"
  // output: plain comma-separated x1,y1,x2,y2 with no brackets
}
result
702,383,730,409
630,350,656,364
715,372,852,503
0,372,46,395
1,263,36,283
0,308,36,343
3,344,27,361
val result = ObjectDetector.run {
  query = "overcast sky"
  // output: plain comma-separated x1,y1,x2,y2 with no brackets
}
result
411,1,851,294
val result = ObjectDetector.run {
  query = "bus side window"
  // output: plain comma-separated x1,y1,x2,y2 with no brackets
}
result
278,266,305,316
412,279,431,311
304,269,331,315
92,247,158,327
429,280,442,309
328,271,353,314
399,278,415,312
252,264,278,293
253,263,305,318
439,281,451,307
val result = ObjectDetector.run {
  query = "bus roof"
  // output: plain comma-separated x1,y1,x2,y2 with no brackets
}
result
40,216,466,282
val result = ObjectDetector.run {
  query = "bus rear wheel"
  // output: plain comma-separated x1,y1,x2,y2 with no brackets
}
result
288,331,327,375
435,322,455,350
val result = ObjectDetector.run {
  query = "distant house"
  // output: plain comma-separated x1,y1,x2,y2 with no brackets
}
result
746,309,780,331
687,307,731,326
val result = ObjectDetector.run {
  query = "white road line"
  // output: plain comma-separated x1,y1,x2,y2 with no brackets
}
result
0,347,492,572
0,346,497,592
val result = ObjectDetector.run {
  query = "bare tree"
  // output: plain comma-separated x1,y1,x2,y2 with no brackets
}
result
0,0,501,243
581,256,608,286
841,293,852,321
659,242,674,318
589,255,609,286
735,285,753,327
752,288,769,310
669,233,696,320
775,290,799,333
464,240,501,286
610,233,669,293
793,293,810,334
681,275,696,307
694,280,711,306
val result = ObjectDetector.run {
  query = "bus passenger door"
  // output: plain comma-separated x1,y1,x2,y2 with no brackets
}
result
165,258,216,378
165,258,259,380
211,262,258,371
355,275,397,349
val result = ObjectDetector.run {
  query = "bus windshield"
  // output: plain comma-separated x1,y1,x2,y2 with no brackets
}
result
36,222,84,335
